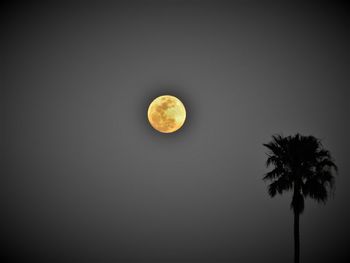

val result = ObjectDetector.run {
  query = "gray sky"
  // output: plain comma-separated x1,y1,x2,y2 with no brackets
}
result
2,1,349,262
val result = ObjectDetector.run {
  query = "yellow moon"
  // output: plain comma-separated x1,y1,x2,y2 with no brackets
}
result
147,95,186,133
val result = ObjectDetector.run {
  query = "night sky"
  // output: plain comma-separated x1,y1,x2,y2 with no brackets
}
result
1,1,349,262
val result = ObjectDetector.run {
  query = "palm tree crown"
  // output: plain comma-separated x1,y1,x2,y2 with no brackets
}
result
263,134,337,214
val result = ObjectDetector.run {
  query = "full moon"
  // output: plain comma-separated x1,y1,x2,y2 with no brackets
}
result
147,95,186,133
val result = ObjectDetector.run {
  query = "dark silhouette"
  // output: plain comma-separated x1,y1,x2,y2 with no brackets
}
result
263,134,337,263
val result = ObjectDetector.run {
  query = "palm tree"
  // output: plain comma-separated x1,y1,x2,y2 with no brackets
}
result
263,134,337,263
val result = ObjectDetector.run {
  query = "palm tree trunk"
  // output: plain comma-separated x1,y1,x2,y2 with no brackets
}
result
294,211,300,263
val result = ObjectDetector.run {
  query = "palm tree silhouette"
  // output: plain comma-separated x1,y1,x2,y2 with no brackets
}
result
263,134,337,263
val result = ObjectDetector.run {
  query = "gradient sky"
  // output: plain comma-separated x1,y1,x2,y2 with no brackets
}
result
1,1,349,263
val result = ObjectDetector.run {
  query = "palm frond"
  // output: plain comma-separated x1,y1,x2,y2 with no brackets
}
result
263,167,284,181
265,155,282,168
317,159,338,172
267,176,293,197
316,149,331,159
303,180,328,203
318,170,336,188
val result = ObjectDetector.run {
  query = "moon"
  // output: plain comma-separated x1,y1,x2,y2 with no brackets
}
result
147,95,186,133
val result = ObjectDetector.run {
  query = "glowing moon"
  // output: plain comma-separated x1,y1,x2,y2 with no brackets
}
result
147,95,186,133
